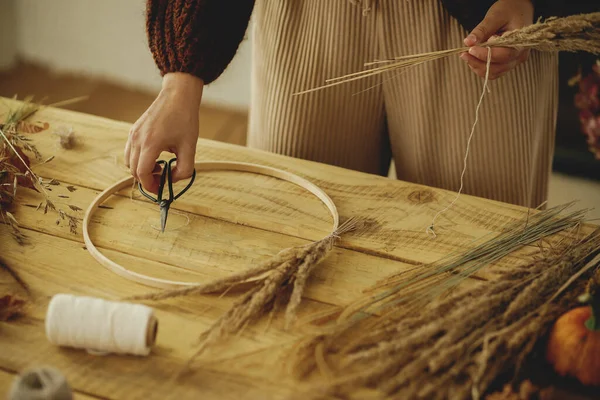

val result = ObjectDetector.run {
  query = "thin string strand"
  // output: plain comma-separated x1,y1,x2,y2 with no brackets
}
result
426,47,493,238
150,209,191,232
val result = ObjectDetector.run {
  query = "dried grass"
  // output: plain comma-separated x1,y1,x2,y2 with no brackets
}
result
485,380,561,400
288,207,599,400
295,12,600,95
126,218,362,365
1,96,85,243
339,203,588,322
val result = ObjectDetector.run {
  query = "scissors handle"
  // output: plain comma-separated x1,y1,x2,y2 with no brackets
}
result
169,159,197,201
138,160,167,203
138,158,196,204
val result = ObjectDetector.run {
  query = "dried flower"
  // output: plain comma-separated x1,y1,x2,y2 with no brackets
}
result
1,97,83,243
574,60,600,158
53,126,77,150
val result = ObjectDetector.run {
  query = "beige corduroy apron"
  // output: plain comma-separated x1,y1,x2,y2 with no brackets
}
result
247,0,558,208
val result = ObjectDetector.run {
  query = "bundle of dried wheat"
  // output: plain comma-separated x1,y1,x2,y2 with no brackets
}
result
1,98,45,243
126,218,362,364
289,207,600,400
295,12,600,95
339,203,589,321
0,97,84,244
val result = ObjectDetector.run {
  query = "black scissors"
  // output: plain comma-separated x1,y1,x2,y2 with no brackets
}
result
138,158,196,232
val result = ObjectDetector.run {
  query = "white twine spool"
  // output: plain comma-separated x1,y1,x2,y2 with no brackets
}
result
45,294,157,356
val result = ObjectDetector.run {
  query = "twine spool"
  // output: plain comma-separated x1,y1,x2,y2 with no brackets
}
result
45,294,158,356
7,366,72,400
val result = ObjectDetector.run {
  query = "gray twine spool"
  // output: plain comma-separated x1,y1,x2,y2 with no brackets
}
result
8,367,73,400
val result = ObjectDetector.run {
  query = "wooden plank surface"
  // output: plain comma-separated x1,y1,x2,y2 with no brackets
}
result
1,97,541,265
0,97,587,399
0,228,331,400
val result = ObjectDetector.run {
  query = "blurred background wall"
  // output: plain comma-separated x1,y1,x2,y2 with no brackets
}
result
0,0,18,69
0,0,252,110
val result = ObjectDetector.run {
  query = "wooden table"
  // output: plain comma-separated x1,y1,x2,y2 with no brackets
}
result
0,97,540,399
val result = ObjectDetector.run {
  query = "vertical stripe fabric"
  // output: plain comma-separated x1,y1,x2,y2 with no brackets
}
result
247,0,558,208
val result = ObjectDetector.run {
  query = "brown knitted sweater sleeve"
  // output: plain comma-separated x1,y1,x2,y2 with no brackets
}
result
146,0,255,85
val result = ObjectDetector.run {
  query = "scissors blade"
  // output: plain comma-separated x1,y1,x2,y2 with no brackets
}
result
160,204,169,233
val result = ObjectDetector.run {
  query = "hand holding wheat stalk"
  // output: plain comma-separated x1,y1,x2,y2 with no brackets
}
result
295,12,600,237
294,12,600,96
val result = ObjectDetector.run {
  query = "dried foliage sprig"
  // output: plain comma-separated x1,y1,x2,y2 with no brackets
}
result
485,379,588,400
289,208,599,400
294,12,600,95
572,59,600,159
126,218,363,363
1,97,85,243
1,211,27,245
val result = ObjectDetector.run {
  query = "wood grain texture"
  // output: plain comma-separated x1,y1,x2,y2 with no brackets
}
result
9,181,417,305
0,97,549,266
0,97,591,399
0,228,337,400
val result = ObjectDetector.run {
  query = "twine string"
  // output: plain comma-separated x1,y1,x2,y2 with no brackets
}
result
426,47,493,238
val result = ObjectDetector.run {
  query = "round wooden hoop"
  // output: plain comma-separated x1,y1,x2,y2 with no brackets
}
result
83,161,339,289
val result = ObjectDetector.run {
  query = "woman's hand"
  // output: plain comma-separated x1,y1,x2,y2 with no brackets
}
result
124,73,203,193
461,0,534,80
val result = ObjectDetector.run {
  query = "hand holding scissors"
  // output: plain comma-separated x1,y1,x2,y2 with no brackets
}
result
138,158,196,232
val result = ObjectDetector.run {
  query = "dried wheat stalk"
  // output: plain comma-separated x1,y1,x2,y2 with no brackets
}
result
289,211,599,399
295,12,600,95
339,203,588,322
1,97,85,243
126,218,362,363
484,379,588,400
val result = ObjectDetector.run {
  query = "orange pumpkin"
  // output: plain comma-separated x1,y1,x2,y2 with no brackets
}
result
546,291,600,386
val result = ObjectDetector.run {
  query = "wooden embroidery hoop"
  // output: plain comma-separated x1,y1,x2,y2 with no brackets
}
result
83,161,340,289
